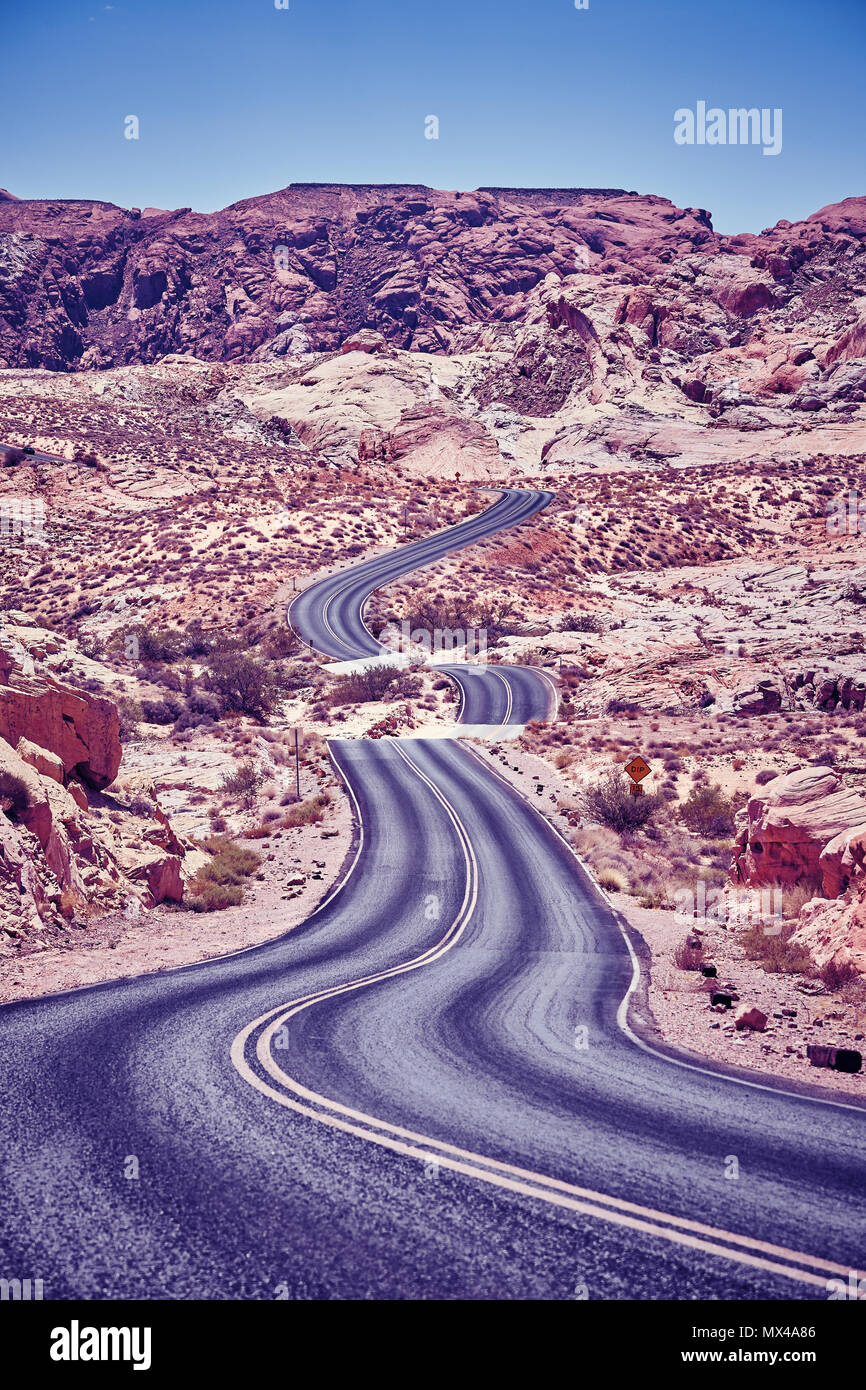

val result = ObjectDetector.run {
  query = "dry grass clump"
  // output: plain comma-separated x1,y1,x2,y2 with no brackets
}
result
596,865,629,893
188,835,261,912
739,919,813,975
281,792,331,828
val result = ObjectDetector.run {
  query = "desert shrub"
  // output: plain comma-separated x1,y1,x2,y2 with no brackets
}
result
141,696,184,725
397,593,515,640
188,880,244,911
203,650,287,719
755,769,778,786
639,883,674,909
558,611,604,633
818,956,861,990
680,783,735,838
0,771,32,818
739,920,813,974
198,836,259,881
127,794,153,817
187,835,261,911
79,632,105,660
605,698,642,716
143,664,183,692
181,619,214,658
281,792,330,827
73,445,100,467
219,759,266,808
116,696,143,742
328,664,419,706
780,881,818,918
581,773,660,833
259,627,299,659
0,446,25,467
122,623,186,663
674,939,704,970
174,687,224,731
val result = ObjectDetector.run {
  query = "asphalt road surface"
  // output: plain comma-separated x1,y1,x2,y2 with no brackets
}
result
0,489,864,1300
288,487,553,660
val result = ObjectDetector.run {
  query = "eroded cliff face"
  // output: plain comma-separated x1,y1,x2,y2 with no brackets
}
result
0,184,862,392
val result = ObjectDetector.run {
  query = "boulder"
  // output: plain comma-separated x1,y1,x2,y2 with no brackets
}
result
735,1007,768,1032
819,824,866,898
16,737,64,783
791,888,866,978
730,672,785,714
119,848,184,906
339,329,388,355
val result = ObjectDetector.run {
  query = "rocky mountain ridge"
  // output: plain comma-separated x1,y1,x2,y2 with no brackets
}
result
1,183,863,388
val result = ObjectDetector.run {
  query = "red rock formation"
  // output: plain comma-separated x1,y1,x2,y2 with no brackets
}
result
0,183,861,376
731,766,866,893
16,737,64,784
0,674,121,789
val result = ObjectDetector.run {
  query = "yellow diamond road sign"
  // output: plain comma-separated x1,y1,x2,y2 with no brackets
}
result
625,756,650,784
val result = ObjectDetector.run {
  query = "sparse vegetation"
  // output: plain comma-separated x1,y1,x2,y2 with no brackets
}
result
327,664,421,706
739,920,814,975
219,760,266,808
187,836,261,912
680,784,735,838
203,650,288,720
0,771,32,819
674,938,704,970
281,792,330,827
582,773,660,833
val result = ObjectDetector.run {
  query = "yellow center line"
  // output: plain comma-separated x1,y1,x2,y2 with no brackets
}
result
230,743,862,1293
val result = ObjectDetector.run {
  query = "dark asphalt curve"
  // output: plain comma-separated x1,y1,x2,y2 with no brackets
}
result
0,739,864,1299
288,487,553,660
1,485,864,1301
442,661,556,726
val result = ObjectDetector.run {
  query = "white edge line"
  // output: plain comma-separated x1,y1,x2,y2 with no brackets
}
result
458,741,866,1118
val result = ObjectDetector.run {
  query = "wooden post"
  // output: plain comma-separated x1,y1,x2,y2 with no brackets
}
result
294,729,301,801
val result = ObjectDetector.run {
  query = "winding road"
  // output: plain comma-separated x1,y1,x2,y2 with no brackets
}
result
0,488,864,1301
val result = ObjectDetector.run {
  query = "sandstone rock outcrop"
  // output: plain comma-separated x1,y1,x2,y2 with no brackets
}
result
0,632,201,940
0,665,121,789
0,728,197,940
792,889,866,977
731,766,866,894
16,737,64,784
0,185,862,387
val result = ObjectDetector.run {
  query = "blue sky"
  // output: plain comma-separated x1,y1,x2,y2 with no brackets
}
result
1,0,863,232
